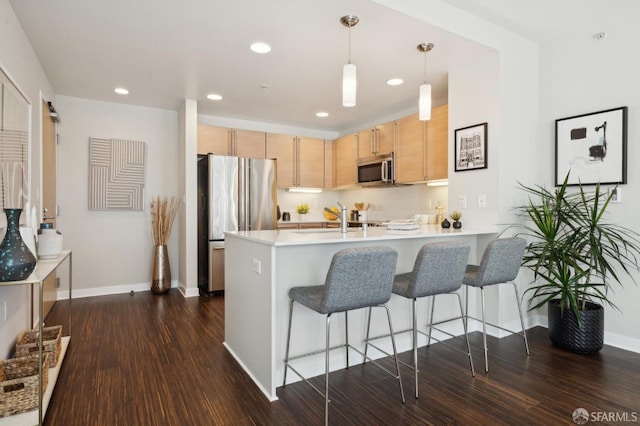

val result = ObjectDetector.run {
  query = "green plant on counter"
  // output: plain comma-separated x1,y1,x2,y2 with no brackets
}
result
451,211,462,221
296,203,310,214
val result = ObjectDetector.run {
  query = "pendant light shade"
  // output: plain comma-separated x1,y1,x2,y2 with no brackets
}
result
417,43,434,121
340,15,359,108
419,83,431,120
342,63,357,107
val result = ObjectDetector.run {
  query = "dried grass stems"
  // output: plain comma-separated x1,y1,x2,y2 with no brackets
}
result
151,196,180,246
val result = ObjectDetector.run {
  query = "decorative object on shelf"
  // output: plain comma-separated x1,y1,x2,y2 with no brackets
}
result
455,122,488,172
0,209,37,281
555,106,627,186
324,206,339,221
440,218,451,229
16,325,62,368
277,205,281,220
150,196,181,294
451,211,462,229
296,203,310,221
0,353,49,418
36,223,63,259
282,211,291,221
512,172,640,353
435,201,444,225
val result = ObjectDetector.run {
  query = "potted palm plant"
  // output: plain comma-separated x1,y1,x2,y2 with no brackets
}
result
514,172,640,353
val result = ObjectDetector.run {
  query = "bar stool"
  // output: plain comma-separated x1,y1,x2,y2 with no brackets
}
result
282,246,405,425
367,241,474,399
463,237,530,373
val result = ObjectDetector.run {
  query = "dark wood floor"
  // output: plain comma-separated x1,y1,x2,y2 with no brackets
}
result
42,290,640,425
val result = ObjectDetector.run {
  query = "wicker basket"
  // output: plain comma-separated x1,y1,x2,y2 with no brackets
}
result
16,325,62,369
0,353,49,417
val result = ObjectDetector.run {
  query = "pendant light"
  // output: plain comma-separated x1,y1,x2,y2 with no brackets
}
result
417,43,434,121
340,15,359,108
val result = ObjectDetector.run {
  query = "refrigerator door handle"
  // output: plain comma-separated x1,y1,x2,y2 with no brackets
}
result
238,158,250,230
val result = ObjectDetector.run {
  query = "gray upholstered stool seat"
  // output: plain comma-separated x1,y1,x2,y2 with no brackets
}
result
366,241,474,399
282,246,405,426
463,237,530,372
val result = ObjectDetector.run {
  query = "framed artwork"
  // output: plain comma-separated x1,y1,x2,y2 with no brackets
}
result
455,122,487,172
555,106,627,186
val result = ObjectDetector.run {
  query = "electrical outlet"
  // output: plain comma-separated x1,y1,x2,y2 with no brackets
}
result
609,187,621,203
478,194,486,208
458,195,467,209
252,259,262,274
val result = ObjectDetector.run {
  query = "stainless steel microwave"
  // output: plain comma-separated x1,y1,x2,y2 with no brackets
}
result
356,153,394,186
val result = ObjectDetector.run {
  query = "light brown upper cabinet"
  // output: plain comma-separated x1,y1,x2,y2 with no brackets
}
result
324,140,334,189
357,122,395,159
394,114,425,183
425,104,448,181
334,133,358,188
394,105,448,183
198,124,266,158
266,134,325,188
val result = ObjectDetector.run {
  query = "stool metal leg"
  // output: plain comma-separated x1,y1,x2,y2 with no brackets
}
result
413,298,419,399
480,287,489,373
345,311,349,368
427,296,435,347
511,281,530,356
325,313,332,426
383,304,406,404
456,292,475,376
363,307,373,364
283,298,294,387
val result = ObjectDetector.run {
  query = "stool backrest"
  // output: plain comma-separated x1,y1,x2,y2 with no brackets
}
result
321,246,398,313
406,241,470,298
474,237,526,286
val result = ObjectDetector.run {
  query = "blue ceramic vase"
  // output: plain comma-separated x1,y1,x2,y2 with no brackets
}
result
0,208,37,281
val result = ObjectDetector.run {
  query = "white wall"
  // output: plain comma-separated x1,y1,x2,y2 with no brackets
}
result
55,96,179,297
0,0,56,357
539,10,640,350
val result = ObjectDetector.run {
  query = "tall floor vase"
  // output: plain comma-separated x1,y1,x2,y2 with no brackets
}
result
0,208,37,281
151,244,171,294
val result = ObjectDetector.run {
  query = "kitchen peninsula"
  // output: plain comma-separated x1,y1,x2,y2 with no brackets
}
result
223,226,500,401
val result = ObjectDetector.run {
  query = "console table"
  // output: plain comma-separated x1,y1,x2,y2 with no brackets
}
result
0,250,72,426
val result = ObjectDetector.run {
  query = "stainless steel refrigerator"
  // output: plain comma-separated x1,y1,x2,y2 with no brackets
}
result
197,154,277,294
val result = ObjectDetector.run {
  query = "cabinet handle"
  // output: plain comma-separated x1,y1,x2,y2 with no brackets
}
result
375,128,380,154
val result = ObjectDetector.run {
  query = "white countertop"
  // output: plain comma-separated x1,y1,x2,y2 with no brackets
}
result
225,225,502,247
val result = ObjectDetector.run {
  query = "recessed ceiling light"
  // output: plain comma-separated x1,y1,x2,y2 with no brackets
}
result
114,87,129,95
386,78,404,86
316,112,329,118
207,93,223,101
250,42,271,54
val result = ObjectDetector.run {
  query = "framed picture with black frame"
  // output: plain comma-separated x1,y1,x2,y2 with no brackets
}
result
454,122,487,172
555,106,627,186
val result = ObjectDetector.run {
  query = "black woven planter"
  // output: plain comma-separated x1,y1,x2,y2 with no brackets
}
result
547,299,604,354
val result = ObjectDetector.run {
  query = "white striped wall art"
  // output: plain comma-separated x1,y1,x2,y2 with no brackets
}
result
88,137,146,211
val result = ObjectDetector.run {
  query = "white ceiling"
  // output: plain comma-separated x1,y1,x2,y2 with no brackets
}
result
8,0,631,132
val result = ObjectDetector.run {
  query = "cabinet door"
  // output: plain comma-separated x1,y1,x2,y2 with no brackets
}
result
266,133,296,188
357,122,395,158
277,223,299,229
324,140,334,189
357,129,375,159
375,121,395,155
426,105,448,181
335,134,357,188
395,114,426,183
234,129,266,158
298,222,324,229
198,124,231,155
297,137,325,188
